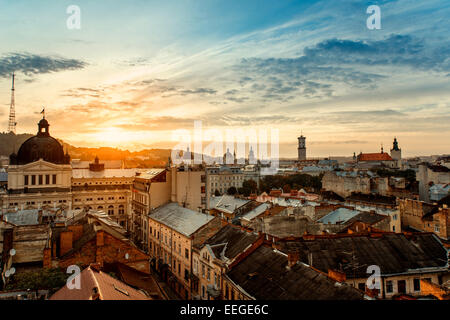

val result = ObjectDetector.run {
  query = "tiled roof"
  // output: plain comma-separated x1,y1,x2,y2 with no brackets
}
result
357,153,393,161
149,202,215,236
49,265,150,300
226,245,364,300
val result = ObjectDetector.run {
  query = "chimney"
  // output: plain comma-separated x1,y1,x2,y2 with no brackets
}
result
328,269,346,282
91,286,100,300
90,263,102,272
38,209,43,224
59,230,73,256
287,252,300,269
43,247,52,269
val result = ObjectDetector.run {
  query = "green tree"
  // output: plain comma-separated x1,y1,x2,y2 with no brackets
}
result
241,179,258,196
5,268,69,293
227,186,237,195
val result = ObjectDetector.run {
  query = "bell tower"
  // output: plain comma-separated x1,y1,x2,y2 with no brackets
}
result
297,134,306,161
390,137,401,161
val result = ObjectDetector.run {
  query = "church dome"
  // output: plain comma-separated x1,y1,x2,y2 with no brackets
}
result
10,117,70,165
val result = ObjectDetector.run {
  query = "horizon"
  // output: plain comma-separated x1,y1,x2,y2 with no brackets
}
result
1,0,449,158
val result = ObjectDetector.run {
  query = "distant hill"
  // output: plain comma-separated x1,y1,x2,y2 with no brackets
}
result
0,132,34,157
0,132,173,168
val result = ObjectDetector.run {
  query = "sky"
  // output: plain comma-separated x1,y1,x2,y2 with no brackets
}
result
0,0,449,158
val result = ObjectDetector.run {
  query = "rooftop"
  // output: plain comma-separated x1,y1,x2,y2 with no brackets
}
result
358,153,393,162
49,265,150,300
203,225,259,262
318,207,361,224
277,233,448,278
149,202,215,237
211,195,251,214
71,168,146,179
226,245,364,300
241,203,271,221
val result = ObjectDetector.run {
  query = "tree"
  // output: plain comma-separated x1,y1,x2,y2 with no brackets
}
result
227,186,237,195
214,189,221,196
241,179,258,197
5,268,69,294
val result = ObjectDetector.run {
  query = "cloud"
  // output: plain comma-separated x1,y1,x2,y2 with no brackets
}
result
233,34,449,101
0,52,86,78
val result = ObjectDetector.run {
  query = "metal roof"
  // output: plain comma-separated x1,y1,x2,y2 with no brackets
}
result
318,207,361,224
149,202,214,236
241,203,271,221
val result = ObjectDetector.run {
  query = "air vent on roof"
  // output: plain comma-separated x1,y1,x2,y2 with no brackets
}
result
113,284,129,296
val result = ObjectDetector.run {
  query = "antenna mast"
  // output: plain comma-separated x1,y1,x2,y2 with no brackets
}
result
8,73,16,134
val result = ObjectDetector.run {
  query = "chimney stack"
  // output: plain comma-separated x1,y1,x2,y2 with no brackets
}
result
287,252,300,269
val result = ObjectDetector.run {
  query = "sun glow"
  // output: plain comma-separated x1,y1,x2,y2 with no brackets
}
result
91,127,146,148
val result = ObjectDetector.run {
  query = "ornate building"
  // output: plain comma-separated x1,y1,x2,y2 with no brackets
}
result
5,117,72,211
1,116,141,229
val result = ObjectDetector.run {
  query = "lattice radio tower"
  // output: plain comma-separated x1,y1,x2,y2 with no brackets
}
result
8,72,17,134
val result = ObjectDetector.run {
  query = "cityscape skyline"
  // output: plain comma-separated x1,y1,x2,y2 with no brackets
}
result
1,0,449,157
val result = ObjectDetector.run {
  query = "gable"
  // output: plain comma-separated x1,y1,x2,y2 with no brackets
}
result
19,159,69,172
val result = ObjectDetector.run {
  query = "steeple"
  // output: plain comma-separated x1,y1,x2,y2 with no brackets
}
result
392,137,399,151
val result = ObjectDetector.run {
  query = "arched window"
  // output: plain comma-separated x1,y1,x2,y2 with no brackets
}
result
97,206,103,210
118,204,124,215
108,205,114,215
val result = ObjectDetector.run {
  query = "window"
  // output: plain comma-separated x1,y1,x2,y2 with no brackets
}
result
118,205,124,215
185,248,189,259
413,278,420,291
434,224,440,233
397,280,406,294
39,175,43,185
207,268,211,281
108,205,114,215
24,175,29,185
386,280,393,293
193,259,198,274
52,174,56,184
184,269,189,281
31,175,36,185
45,174,50,184
202,265,205,278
